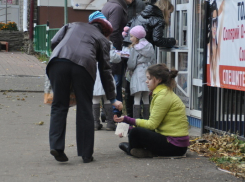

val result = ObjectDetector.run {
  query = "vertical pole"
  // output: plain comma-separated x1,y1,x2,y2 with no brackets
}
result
29,0,34,40
64,0,68,24
5,0,7,23
46,21,49,56
201,1,209,135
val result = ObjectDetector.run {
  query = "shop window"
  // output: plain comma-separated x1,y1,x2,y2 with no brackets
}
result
157,1,192,109
191,0,205,112
175,8,188,47
193,0,205,80
178,52,188,71
193,86,202,110
176,52,188,106
175,11,180,46
182,10,187,46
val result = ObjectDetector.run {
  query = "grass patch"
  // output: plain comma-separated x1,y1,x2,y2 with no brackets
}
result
34,53,49,64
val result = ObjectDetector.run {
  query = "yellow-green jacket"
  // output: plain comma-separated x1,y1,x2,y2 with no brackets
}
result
136,84,189,137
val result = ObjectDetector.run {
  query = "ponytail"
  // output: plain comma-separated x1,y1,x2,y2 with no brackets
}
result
147,64,178,90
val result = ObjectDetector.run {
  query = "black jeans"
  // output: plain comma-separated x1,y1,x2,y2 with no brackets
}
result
128,127,187,156
48,60,94,158
125,80,134,117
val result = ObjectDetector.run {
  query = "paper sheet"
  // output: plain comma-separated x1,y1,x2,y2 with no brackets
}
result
115,123,129,137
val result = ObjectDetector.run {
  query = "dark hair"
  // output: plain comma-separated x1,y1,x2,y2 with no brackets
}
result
146,63,178,90
208,0,218,71
207,1,218,43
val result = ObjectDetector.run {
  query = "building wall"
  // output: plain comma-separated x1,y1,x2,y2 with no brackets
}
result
38,6,93,28
38,0,72,7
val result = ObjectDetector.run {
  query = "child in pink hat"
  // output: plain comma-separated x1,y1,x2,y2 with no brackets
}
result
125,25,156,120
129,25,146,39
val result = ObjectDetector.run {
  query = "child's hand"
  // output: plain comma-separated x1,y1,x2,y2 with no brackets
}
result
112,101,123,111
118,133,123,138
124,26,130,32
114,115,124,123
122,31,127,37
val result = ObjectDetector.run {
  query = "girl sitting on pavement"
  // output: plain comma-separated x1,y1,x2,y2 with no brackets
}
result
93,40,121,131
126,25,156,120
114,64,189,158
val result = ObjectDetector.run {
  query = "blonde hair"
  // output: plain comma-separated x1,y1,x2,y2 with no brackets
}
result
130,36,140,48
154,0,174,26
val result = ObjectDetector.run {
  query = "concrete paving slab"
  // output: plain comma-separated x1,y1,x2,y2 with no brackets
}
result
0,52,46,76
0,75,45,92
0,92,241,182
0,52,241,182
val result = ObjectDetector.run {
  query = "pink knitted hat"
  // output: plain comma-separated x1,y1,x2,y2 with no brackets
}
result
129,25,146,39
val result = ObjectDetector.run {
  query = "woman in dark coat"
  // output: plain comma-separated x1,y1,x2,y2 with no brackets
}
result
102,0,128,118
46,11,123,163
126,0,145,22
122,0,176,48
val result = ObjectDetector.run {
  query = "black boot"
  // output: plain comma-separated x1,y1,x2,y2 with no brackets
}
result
119,142,131,155
130,148,154,158
104,104,116,131
143,104,150,119
133,105,141,119
93,104,103,130
125,81,134,117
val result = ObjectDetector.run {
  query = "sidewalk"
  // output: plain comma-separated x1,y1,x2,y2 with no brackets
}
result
0,52,45,92
0,52,46,76
0,52,241,182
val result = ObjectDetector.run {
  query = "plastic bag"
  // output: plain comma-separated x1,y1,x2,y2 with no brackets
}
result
44,75,76,107
125,68,133,82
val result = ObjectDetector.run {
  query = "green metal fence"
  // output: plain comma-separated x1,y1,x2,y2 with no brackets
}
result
34,25,60,57
34,25,47,53
46,28,60,57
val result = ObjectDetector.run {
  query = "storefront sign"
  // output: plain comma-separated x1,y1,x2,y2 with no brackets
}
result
71,0,106,10
207,0,245,91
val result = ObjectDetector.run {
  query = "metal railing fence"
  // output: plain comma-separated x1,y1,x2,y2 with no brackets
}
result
46,28,60,57
203,87,245,139
34,24,47,53
33,25,60,57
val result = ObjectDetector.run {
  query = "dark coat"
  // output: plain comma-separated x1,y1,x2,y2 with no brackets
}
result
127,0,145,22
123,4,176,48
46,22,116,100
102,0,128,75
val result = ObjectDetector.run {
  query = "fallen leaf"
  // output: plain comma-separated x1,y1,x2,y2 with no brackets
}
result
209,147,217,153
36,121,44,125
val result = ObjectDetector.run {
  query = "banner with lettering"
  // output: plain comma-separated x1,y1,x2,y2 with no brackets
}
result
71,0,107,10
207,0,245,91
